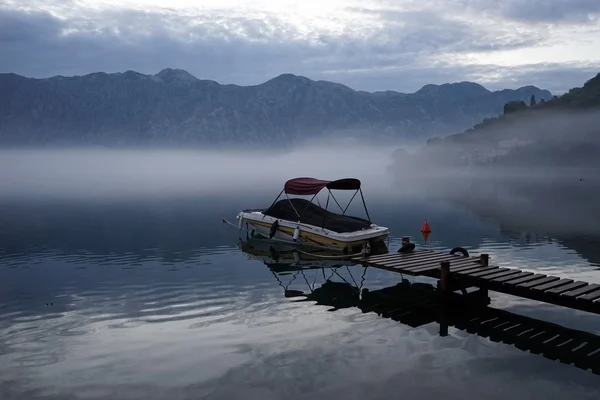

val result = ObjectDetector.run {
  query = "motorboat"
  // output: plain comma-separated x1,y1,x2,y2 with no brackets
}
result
235,177,390,254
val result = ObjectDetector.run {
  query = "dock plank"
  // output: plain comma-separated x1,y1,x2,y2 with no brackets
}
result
372,256,447,268
406,258,477,271
562,284,600,299
411,254,475,266
492,271,533,283
578,289,600,302
448,260,485,270
448,266,490,276
357,250,436,263
475,269,522,281
547,281,588,295
408,260,481,275
354,249,430,260
377,260,445,271
531,279,573,292
461,267,501,277
390,258,448,269
377,254,464,268
504,274,547,286
467,267,510,278
448,262,492,273
518,276,560,289
369,254,443,266
405,264,448,274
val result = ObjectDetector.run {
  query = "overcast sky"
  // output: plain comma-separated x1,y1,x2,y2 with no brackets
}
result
1,0,599,94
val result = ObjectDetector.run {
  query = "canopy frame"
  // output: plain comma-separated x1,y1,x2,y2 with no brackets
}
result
263,177,372,225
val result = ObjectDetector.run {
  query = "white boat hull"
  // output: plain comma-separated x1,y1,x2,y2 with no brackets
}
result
237,210,389,251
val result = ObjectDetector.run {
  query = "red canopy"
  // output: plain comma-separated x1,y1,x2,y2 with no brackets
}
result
283,177,361,195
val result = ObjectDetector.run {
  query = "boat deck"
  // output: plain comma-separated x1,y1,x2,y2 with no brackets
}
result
351,249,600,316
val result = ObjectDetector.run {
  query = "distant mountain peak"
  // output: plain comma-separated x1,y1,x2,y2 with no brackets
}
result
451,81,489,93
515,85,542,91
266,73,311,84
416,84,439,94
259,73,314,92
155,68,197,82
274,73,303,79
123,70,149,79
417,81,490,96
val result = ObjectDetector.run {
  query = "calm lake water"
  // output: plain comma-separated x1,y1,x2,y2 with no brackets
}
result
2,159,600,399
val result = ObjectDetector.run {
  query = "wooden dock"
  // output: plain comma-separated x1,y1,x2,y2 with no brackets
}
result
352,249,600,316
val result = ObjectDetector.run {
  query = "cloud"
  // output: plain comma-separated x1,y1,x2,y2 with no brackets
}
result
0,1,599,93
475,0,600,24
0,6,62,42
390,0,600,24
479,62,600,93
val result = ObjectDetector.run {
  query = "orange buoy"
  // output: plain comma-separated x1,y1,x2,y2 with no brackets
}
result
421,220,431,234
421,219,431,243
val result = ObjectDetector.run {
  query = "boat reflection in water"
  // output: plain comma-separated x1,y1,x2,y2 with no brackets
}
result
237,236,388,272
238,239,600,377
237,237,388,299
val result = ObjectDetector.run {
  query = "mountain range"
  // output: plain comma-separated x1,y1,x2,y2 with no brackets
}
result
0,68,552,146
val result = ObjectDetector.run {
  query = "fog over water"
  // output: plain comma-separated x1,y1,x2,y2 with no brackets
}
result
0,143,401,200
4,143,595,199
2,143,600,235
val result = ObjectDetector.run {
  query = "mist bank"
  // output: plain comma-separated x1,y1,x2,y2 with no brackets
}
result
0,144,398,200
406,109,600,170
4,146,600,265
3,164,600,268
426,174,600,266
3,144,597,202
390,73,600,174
390,171,600,265
0,133,424,153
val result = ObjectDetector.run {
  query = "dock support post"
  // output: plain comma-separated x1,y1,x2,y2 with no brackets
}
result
438,260,451,337
440,260,451,293
478,254,490,298
479,254,489,266
439,313,449,337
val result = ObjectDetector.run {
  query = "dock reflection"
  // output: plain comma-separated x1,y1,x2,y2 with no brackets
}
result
240,239,600,377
